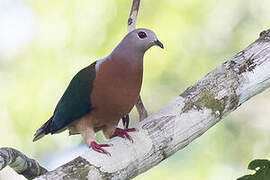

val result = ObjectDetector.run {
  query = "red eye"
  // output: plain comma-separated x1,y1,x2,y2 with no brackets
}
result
138,31,147,39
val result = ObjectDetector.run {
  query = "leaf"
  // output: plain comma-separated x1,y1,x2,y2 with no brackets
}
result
237,159,270,180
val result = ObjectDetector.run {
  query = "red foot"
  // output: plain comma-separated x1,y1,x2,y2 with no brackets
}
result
113,128,136,142
90,141,111,156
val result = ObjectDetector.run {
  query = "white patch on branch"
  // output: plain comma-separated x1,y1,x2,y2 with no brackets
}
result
87,167,103,180
173,108,213,145
81,128,152,173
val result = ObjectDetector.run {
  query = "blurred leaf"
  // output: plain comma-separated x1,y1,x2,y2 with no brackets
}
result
237,159,270,180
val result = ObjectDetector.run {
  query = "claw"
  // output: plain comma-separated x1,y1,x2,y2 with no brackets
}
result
113,128,136,142
90,141,111,156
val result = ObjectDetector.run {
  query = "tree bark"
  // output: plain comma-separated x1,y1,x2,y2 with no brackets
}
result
0,147,47,180
34,30,270,180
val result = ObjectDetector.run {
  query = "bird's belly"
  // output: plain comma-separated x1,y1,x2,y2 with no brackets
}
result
92,84,140,121
67,83,140,135
90,57,143,126
91,76,142,125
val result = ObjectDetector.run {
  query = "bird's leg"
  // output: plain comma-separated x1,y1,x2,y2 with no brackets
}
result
103,125,117,139
122,114,130,128
79,126,111,155
112,127,136,142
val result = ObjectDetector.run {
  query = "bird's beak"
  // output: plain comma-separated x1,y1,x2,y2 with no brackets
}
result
154,40,164,49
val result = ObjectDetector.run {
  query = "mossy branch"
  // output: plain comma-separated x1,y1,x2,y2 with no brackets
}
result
35,30,270,180
0,147,47,180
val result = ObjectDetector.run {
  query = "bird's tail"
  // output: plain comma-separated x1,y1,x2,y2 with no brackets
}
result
33,117,53,142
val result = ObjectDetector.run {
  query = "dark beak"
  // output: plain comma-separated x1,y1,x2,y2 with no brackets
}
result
154,40,164,49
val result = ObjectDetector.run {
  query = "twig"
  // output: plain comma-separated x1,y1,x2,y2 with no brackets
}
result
127,0,141,33
0,147,47,180
135,96,148,121
127,0,148,121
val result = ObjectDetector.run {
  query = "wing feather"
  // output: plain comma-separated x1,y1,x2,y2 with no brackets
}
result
51,61,97,133
33,61,97,140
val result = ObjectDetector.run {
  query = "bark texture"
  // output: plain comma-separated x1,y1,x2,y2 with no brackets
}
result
0,147,47,179
34,30,270,180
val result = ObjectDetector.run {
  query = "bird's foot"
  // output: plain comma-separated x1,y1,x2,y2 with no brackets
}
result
90,141,111,156
113,128,136,142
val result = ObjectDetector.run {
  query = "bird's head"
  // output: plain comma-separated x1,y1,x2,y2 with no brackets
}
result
122,28,164,53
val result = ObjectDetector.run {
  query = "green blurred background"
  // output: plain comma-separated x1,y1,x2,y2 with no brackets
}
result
0,0,270,179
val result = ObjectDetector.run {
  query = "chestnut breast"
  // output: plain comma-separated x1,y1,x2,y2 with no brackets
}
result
91,56,143,123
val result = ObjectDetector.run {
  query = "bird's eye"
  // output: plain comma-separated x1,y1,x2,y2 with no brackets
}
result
138,31,147,39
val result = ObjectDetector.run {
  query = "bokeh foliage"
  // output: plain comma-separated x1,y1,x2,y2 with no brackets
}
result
0,0,270,179
238,159,270,180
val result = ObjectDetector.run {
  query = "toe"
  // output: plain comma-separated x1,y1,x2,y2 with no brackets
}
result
125,128,136,132
90,141,111,155
125,134,133,142
99,144,111,147
113,128,135,142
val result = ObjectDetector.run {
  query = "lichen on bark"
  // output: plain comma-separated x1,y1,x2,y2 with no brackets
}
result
182,91,226,118
182,91,226,117
200,92,225,117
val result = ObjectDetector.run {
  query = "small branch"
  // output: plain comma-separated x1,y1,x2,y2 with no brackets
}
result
127,0,141,32
127,0,148,121
35,30,270,180
0,147,47,180
135,96,148,121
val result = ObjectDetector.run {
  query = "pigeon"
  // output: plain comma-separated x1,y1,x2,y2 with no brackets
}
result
33,28,163,155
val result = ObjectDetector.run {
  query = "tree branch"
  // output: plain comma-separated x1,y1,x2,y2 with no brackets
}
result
127,0,140,33
34,30,270,180
0,147,47,179
135,96,148,121
127,0,149,121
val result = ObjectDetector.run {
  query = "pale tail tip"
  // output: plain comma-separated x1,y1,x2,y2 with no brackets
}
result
32,131,45,142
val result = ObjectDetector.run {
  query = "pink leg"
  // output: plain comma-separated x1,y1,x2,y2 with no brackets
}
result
112,128,136,142
90,141,111,156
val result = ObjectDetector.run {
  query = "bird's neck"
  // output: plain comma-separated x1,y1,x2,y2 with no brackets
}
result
109,44,144,71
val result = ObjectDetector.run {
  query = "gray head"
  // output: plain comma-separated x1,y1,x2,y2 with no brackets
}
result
126,28,163,51
112,28,163,57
